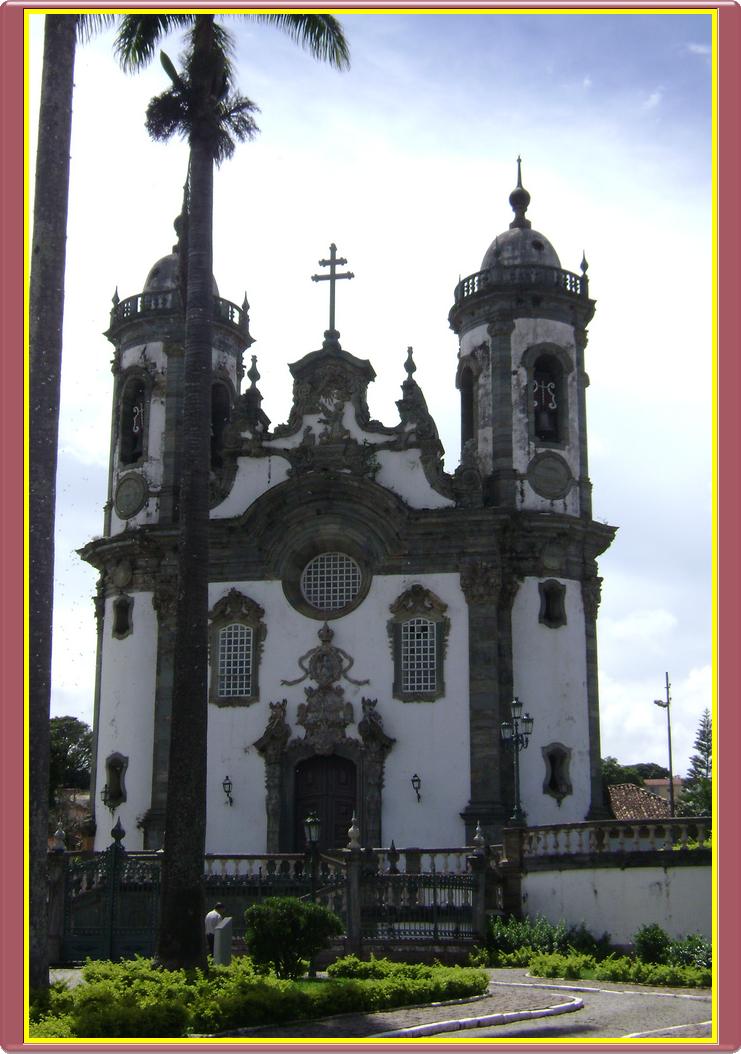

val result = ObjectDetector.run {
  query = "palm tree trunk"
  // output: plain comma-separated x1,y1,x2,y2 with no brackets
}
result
156,18,215,970
28,13,78,991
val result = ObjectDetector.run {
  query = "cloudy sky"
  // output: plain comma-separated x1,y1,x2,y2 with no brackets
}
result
26,9,713,777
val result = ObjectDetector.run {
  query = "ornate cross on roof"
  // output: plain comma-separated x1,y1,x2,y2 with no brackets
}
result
311,243,354,335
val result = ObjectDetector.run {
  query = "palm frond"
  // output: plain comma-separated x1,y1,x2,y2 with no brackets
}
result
77,14,116,43
145,88,190,145
115,14,193,70
245,13,350,70
213,94,260,166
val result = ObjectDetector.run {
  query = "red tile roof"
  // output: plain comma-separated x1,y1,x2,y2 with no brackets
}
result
607,783,672,820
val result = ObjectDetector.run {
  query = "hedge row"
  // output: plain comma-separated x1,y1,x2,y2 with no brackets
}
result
30,956,489,1039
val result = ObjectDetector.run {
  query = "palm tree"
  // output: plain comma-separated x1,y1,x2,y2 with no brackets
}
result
28,13,112,992
116,13,349,970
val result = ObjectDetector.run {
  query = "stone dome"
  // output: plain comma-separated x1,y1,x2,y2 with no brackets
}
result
481,226,561,271
143,251,219,296
480,159,561,272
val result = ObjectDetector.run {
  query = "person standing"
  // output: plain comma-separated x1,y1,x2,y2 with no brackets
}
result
204,902,224,956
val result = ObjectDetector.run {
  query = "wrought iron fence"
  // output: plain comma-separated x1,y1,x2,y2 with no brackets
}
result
359,872,477,941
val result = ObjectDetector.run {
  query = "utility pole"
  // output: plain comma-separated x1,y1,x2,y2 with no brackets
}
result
653,672,675,817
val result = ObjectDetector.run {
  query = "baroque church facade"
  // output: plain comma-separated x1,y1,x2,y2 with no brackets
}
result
82,168,616,854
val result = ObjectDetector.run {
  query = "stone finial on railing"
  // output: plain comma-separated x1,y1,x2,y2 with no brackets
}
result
52,827,66,853
347,812,361,851
473,821,486,853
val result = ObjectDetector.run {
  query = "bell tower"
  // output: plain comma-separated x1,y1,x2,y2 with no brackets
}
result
82,211,254,849
449,159,594,517
450,162,615,828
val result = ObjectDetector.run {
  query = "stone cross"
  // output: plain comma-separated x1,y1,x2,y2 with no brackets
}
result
311,243,354,333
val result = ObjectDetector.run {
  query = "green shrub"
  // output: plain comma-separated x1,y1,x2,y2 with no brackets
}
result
482,914,611,966
28,1015,76,1039
528,951,596,979
244,897,344,980
668,933,712,971
632,923,671,964
72,982,190,1037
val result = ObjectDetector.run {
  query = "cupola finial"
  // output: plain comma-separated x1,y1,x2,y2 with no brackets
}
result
509,155,532,230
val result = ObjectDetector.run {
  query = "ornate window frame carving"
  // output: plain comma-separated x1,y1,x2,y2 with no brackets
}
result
538,579,567,628
111,593,134,639
103,752,128,809
387,584,450,702
208,589,266,706
520,342,573,449
542,742,573,804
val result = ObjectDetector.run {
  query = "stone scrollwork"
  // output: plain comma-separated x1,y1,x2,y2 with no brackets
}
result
581,576,603,621
460,559,502,605
281,622,369,689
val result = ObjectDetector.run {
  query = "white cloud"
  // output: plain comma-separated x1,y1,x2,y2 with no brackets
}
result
642,88,663,110
583,75,593,89
686,42,711,56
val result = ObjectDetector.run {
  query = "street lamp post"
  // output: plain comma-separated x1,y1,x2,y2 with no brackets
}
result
500,697,534,826
303,812,321,978
653,672,675,817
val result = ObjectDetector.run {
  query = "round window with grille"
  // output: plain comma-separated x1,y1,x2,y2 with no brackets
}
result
300,552,362,612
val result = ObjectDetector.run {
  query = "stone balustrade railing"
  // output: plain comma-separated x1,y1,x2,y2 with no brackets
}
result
453,263,587,306
109,291,247,333
519,818,711,860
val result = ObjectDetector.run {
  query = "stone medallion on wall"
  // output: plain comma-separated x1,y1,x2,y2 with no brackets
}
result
526,452,574,500
114,473,148,519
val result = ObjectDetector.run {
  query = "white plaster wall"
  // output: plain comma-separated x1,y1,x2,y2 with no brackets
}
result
511,577,591,825
374,450,454,509
120,341,167,373
204,572,470,853
93,593,158,850
211,455,291,519
522,866,711,943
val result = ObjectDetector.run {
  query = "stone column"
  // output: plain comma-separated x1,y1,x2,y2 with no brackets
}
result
582,574,610,819
488,318,517,507
460,559,511,844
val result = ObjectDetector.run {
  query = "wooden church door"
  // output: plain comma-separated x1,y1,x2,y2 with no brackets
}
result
294,755,357,851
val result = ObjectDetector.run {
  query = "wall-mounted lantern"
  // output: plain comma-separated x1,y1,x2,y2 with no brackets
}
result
410,773,422,802
222,775,234,807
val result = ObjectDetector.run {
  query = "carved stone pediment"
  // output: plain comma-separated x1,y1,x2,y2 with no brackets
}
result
388,583,448,621
281,623,369,689
296,685,354,756
210,588,265,626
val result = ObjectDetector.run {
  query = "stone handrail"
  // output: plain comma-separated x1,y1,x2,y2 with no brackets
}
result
519,818,711,859
453,264,587,305
109,291,247,332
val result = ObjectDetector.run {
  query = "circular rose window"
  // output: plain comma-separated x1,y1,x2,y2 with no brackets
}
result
300,552,362,612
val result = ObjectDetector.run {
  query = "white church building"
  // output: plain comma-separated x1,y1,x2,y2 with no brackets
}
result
81,166,616,855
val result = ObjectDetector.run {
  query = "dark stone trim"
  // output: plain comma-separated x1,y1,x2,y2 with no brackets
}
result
582,575,609,819
523,849,711,872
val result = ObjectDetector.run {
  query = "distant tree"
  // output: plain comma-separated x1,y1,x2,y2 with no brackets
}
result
600,756,644,790
48,716,92,805
633,762,671,781
679,710,712,817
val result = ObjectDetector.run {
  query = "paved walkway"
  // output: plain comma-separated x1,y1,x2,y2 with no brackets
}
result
219,980,581,1039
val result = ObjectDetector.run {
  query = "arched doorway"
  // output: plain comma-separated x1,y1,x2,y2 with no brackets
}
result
294,755,356,851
